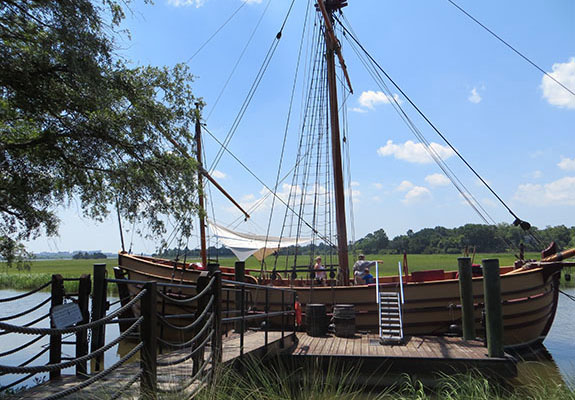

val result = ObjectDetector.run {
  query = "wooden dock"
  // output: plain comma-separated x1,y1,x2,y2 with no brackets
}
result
287,333,517,380
12,331,295,400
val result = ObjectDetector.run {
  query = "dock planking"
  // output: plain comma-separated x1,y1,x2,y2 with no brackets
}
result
287,333,517,379
12,331,294,400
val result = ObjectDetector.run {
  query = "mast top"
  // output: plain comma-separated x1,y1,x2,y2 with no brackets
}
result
315,0,348,12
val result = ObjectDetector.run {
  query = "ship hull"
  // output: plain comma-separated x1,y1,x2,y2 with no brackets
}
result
116,253,561,349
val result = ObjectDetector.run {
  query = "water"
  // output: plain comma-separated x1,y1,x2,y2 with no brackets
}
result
1,287,574,392
0,289,120,392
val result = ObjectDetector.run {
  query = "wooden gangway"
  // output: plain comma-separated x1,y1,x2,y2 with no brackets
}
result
12,331,294,399
0,265,297,400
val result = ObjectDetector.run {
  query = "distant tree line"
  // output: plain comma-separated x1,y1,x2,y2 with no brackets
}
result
154,224,575,260
354,224,575,255
72,251,107,260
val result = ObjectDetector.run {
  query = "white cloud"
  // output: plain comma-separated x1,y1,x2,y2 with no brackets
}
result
530,170,543,179
558,157,575,171
351,107,367,113
514,176,575,206
425,173,450,187
350,181,360,187
541,58,575,109
212,170,226,179
357,90,402,110
468,87,482,104
241,194,255,201
167,0,206,7
396,180,414,192
402,186,432,204
377,140,455,164
372,183,383,190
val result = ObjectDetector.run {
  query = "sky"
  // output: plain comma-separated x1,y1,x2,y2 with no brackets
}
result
27,0,575,254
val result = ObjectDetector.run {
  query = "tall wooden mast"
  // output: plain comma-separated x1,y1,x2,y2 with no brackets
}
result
317,0,352,285
195,103,208,268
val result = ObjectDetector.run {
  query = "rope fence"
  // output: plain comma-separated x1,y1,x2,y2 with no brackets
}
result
1,262,297,399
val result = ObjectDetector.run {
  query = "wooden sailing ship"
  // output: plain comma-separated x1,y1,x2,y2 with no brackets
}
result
115,0,574,349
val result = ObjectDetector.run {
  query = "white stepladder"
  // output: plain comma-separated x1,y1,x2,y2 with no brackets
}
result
375,261,404,344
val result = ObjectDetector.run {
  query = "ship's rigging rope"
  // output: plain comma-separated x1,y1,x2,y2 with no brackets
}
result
201,124,336,249
336,14,542,248
261,0,313,278
204,0,272,122
209,0,298,174
446,0,575,98
185,1,247,64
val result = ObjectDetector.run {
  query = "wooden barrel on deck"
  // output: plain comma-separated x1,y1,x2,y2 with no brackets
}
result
334,304,356,338
306,304,328,337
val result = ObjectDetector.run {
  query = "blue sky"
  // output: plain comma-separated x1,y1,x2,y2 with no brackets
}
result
27,0,575,253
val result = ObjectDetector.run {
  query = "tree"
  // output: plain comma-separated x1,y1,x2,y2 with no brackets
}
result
0,0,202,260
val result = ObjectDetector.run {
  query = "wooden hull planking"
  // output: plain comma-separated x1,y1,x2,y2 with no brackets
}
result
116,253,561,348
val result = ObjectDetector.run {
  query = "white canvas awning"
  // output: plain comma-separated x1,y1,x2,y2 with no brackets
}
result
208,221,312,262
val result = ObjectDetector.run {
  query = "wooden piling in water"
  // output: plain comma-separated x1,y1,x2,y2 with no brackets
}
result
458,257,475,340
49,274,64,380
141,281,158,400
482,258,504,358
91,263,107,372
76,274,91,377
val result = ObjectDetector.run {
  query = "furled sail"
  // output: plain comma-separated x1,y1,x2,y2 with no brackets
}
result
208,221,312,262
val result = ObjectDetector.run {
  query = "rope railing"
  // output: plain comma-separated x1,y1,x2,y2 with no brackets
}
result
0,281,51,303
0,296,52,322
0,334,46,357
108,371,142,400
0,288,147,336
0,317,143,374
0,264,298,399
42,342,144,400
157,352,213,394
156,295,214,331
11,345,50,370
157,327,214,367
156,313,215,357
155,275,216,304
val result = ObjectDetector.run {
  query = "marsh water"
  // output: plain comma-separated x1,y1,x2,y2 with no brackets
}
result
1,286,574,392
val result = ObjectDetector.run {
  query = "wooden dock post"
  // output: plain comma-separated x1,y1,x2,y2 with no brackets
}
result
482,258,504,358
234,261,245,333
193,272,210,375
457,257,475,340
212,271,223,366
76,274,91,377
140,281,158,400
90,263,107,372
49,274,64,380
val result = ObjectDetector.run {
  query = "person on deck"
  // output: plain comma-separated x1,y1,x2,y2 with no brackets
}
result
353,254,376,284
313,256,327,285
363,268,375,284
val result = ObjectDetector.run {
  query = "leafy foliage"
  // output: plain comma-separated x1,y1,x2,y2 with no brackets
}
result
72,251,107,259
0,0,203,259
356,224,575,255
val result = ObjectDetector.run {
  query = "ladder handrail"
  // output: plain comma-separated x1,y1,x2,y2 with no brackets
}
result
397,261,405,305
375,261,382,338
397,262,405,340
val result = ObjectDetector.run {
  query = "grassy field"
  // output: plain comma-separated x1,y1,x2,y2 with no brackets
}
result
237,252,542,275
